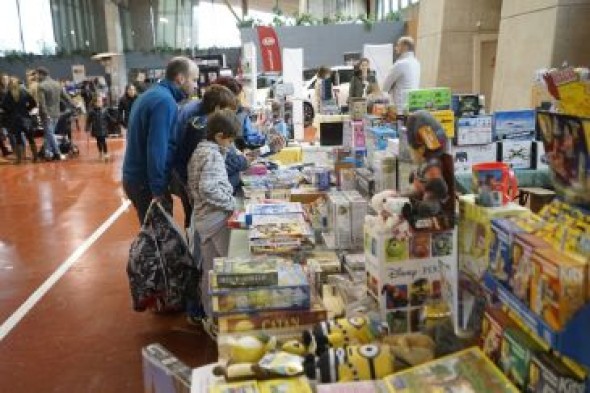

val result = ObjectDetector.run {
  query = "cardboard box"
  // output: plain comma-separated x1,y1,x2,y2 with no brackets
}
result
343,190,368,249
456,115,493,145
458,195,528,281
528,352,587,393
142,344,191,393
366,126,397,164
500,140,533,169
500,328,544,390
452,143,498,173
453,94,483,117
406,87,452,112
372,152,397,193
365,224,456,333
532,140,549,170
355,168,375,198
529,248,587,330
480,308,515,366
493,109,536,140
352,120,366,148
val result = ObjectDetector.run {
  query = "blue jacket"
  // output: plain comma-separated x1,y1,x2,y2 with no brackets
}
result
237,106,266,149
225,146,249,192
175,100,205,183
122,80,185,196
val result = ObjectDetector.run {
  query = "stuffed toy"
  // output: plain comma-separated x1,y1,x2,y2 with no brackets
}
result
303,344,394,383
365,190,399,233
213,351,304,382
226,334,277,363
380,332,435,367
382,196,412,240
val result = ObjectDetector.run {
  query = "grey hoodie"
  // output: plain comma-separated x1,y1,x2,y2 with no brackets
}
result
188,141,236,240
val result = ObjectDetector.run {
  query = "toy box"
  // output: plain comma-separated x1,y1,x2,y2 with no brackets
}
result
326,192,353,249
532,140,549,170
459,195,528,281
142,344,191,393
317,381,385,393
209,381,259,393
344,190,368,249
209,264,311,315
383,347,518,392
500,328,544,390
406,87,452,112
258,377,312,393
488,214,546,288
480,308,515,366
432,109,455,138
355,168,375,198
350,98,368,121
511,233,551,304
500,139,533,169
528,352,587,393
456,115,493,145
494,109,537,140
365,224,456,333
529,248,587,330
353,120,366,148
363,114,385,130
372,152,397,193
212,256,289,288
452,143,498,173
452,94,483,117
366,126,397,164
249,214,315,254
537,111,590,206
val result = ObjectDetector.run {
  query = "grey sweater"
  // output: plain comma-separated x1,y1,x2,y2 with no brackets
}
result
188,141,236,240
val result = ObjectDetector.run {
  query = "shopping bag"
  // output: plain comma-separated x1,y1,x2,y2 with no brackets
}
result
126,201,199,312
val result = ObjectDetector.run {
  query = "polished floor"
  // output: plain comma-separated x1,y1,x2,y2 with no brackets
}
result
0,129,216,392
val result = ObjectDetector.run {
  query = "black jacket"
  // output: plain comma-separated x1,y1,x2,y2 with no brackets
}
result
1,88,36,131
118,94,137,127
349,71,376,100
86,107,115,138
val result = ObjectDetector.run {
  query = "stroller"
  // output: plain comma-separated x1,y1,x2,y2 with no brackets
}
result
38,108,80,160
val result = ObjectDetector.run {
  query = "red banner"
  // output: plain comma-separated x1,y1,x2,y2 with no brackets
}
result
256,26,282,73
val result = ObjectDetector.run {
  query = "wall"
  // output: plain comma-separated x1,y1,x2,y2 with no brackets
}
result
240,21,404,70
491,0,590,110
0,56,103,81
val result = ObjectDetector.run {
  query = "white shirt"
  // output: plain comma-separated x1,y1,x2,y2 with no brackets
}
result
382,52,421,111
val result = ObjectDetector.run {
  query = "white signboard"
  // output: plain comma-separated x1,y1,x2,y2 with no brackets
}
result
363,44,394,87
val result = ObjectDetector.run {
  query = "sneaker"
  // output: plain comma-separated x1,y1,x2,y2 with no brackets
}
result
103,153,110,161
201,317,218,341
59,154,67,161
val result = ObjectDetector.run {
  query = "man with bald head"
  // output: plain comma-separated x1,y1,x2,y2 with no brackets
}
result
382,36,421,113
123,56,199,223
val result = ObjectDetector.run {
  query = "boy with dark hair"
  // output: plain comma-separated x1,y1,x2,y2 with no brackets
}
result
187,108,239,336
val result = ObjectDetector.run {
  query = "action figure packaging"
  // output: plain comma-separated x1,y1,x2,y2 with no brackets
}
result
500,327,545,390
480,307,516,366
511,233,551,305
529,247,587,330
527,351,587,393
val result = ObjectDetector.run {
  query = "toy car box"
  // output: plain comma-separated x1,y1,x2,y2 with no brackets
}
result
511,233,551,305
494,109,536,140
456,115,493,145
209,264,311,315
343,190,368,249
452,143,498,173
406,87,452,112
452,94,483,117
459,195,528,281
527,352,587,393
488,214,545,288
529,247,587,330
480,308,516,366
500,328,544,390
499,139,533,169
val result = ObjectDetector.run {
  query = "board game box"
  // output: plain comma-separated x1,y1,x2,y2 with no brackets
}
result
212,256,288,288
406,87,452,112
528,352,587,393
494,109,536,140
480,307,516,366
456,115,493,145
383,347,518,392
500,328,544,390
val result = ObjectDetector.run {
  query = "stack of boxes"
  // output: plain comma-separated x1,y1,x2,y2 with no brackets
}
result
494,109,538,170
324,190,368,250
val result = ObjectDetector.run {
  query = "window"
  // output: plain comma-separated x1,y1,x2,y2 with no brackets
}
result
0,0,55,55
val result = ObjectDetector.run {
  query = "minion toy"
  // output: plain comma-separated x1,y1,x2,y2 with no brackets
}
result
302,316,385,355
304,344,394,383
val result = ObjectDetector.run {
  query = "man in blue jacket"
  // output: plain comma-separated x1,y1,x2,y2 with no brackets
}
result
122,57,199,224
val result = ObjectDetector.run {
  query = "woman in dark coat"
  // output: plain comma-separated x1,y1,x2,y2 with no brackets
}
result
2,77,38,163
349,58,377,100
118,84,138,128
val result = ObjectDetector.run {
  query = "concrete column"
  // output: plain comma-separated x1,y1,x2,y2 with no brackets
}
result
128,0,155,51
103,1,128,104
492,0,590,110
416,0,502,93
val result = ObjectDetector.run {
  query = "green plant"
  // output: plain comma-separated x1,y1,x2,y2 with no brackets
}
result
358,14,375,31
384,10,402,22
237,17,258,28
293,12,316,26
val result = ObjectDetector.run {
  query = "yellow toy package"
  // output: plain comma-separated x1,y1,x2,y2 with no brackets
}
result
530,248,587,330
258,377,312,393
209,380,260,393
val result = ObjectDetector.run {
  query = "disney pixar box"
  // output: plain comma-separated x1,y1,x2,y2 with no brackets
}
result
364,223,457,333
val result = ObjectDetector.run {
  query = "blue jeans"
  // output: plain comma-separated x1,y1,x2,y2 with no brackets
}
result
44,118,60,157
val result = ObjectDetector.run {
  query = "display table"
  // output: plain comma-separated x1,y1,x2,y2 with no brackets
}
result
268,146,303,165
227,229,250,259
454,168,552,194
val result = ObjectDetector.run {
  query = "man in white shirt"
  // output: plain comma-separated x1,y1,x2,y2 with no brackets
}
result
382,36,421,112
